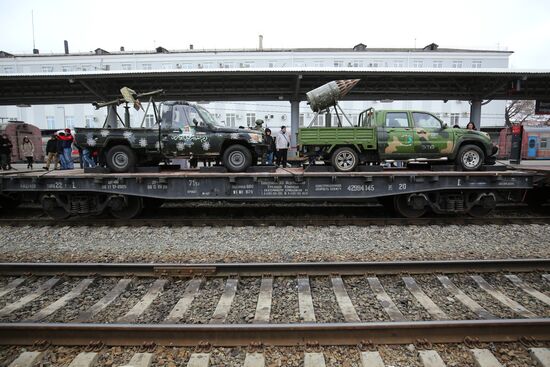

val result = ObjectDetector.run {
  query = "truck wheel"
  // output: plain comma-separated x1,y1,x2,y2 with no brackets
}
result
223,145,252,172
106,145,136,173
457,145,484,171
331,147,359,172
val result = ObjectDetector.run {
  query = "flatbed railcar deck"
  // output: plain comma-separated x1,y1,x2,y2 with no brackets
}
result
0,167,544,218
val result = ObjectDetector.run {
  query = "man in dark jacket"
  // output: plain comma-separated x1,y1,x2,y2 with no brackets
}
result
43,135,59,170
0,134,13,170
264,128,276,165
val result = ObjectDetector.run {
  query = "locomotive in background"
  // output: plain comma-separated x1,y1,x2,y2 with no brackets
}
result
497,125,550,160
0,120,44,163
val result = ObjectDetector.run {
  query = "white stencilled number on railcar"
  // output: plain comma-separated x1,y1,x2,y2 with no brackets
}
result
398,183,407,190
347,184,375,192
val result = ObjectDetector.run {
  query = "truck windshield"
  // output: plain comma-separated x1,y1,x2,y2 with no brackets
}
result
196,105,224,127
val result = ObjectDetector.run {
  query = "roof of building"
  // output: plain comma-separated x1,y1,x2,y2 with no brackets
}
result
0,67,548,105
0,46,513,58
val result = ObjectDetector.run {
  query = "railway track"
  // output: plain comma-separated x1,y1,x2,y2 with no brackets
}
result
0,260,549,366
1,216,550,227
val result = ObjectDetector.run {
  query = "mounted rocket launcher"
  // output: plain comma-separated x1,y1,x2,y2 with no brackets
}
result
305,79,360,127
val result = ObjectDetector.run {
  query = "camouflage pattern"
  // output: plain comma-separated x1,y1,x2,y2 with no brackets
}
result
299,109,496,162
75,102,266,161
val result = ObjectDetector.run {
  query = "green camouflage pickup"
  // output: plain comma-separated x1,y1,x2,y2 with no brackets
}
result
299,108,498,171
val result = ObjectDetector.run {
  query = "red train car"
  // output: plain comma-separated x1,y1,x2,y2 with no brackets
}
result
0,121,44,163
498,126,550,160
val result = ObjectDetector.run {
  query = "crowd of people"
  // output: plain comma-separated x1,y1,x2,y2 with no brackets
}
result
0,128,96,171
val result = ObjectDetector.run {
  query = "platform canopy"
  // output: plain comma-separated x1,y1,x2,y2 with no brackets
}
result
0,68,549,105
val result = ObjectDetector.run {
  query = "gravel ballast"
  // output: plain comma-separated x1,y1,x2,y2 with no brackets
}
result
0,224,548,263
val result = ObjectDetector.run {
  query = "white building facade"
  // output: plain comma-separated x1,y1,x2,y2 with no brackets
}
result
0,45,512,130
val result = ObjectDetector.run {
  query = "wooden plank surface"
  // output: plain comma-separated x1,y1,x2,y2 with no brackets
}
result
437,276,495,320
0,277,60,317
297,276,316,322
163,278,202,323
0,278,26,298
209,278,238,324
403,276,448,320
118,279,167,323
74,278,131,322
505,274,550,306
331,276,360,322
28,278,94,321
367,277,405,321
253,277,273,323
471,275,536,318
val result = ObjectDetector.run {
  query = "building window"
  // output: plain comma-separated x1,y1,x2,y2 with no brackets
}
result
413,60,423,68
452,60,463,68
181,63,193,69
294,61,306,67
541,138,547,149
313,61,324,67
145,114,155,127
142,64,152,70
85,115,94,128
393,60,404,68
450,113,460,125
226,113,237,127
299,113,305,126
268,61,276,68
246,113,256,126
313,115,325,127
3,66,14,73
369,60,383,67
241,61,254,68
433,60,443,68
472,60,482,68
42,66,54,72
334,60,344,67
65,116,75,128
81,65,91,71
350,60,363,67
161,63,172,69
122,63,132,70
202,62,213,69
46,116,55,129
61,65,73,72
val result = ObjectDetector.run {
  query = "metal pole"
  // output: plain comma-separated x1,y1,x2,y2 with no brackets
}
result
470,99,482,128
106,105,118,128
290,100,300,156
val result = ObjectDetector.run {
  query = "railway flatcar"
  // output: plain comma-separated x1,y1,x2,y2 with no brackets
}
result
497,126,550,160
0,121,44,163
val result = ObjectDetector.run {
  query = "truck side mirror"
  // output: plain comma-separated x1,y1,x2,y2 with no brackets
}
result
192,118,199,126
442,123,448,129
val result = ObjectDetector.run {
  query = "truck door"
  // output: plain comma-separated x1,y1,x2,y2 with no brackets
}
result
378,111,414,159
527,136,538,158
412,112,453,157
163,105,194,157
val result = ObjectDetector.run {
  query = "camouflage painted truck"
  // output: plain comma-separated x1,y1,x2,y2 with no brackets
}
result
75,101,266,172
299,108,498,171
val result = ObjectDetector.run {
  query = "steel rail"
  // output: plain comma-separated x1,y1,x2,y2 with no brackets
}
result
1,216,550,227
0,259,548,277
1,319,549,346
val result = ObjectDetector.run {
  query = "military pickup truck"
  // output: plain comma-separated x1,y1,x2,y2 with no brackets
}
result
75,101,266,172
299,108,498,171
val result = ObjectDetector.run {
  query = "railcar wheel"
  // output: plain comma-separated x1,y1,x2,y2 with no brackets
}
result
457,145,484,171
331,147,359,172
106,145,136,173
394,195,428,218
109,196,143,219
223,145,252,172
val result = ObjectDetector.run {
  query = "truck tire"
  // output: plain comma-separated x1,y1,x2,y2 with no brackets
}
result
106,145,136,173
457,144,484,171
223,145,252,172
331,147,359,172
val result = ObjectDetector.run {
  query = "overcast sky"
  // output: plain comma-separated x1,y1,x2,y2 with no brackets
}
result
1,0,549,68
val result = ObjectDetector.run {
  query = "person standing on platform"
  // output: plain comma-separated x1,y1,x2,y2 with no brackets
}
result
43,135,59,170
0,134,11,170
57,131,67,169
21,137,35,169
60,128,75,169
275,125,291,167
264,128,276,165
466,122,477,130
